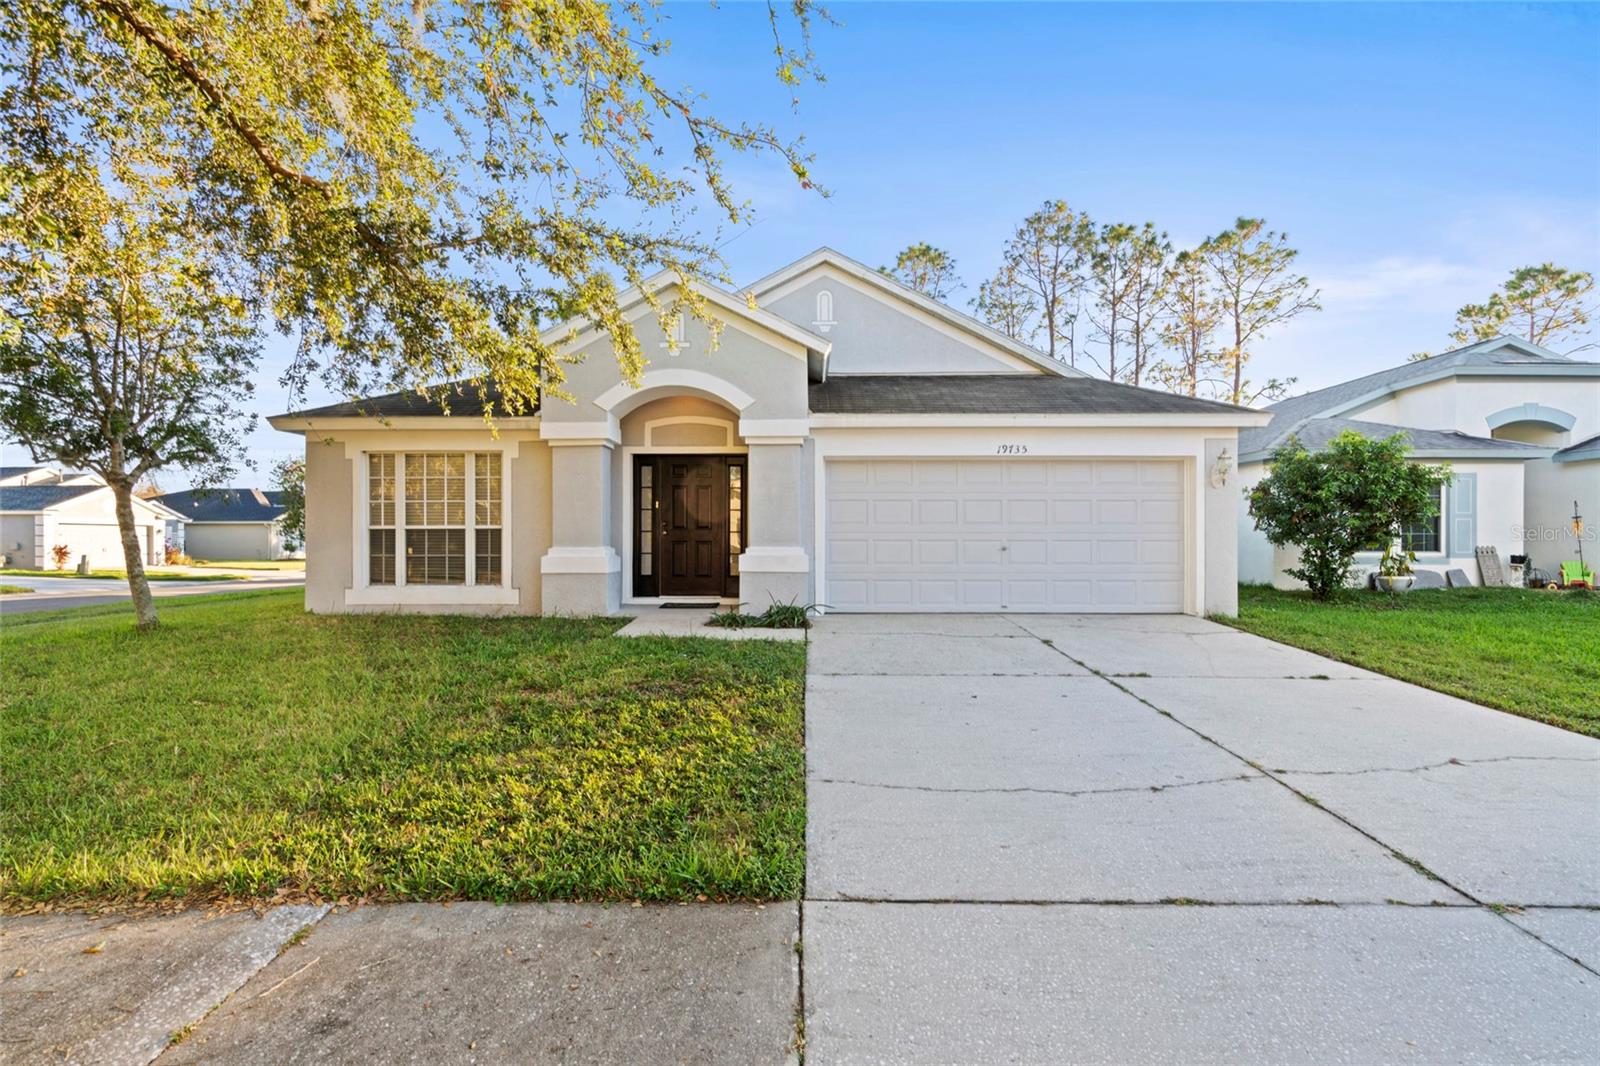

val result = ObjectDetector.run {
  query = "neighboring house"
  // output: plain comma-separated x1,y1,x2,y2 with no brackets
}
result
1238,337,1600,588
269,248,1269,617
155,488,299,561
0,468,185,569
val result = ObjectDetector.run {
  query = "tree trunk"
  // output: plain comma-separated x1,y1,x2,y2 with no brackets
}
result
1231,316,1244,405
111,478,159,630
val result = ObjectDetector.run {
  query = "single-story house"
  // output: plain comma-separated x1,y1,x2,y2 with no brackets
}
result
155,487,299,561
269,248,1270,617
0,468,185,569
1238,337,1600,588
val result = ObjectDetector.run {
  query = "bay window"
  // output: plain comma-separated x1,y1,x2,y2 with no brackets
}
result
366,451,504,586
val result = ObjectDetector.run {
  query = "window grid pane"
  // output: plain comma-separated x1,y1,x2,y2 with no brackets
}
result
404,453,467,585
368,454,396,584
369,529,395,585
639,461,653,577
407,528,466,584
728,463,743,576
475,529,502,585
474,453,502,526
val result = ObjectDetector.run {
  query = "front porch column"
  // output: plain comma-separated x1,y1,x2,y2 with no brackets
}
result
740,440,811,609
540,441,621,614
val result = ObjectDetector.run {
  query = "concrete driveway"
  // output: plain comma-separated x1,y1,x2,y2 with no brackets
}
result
803,613,1600,1064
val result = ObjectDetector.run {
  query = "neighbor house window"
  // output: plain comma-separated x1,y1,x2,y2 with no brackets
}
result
1400,484,1443,554
365,451,503,587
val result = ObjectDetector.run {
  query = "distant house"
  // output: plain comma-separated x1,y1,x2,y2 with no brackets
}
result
155,488,299,562
0,467,186,569
1239,337,1599,588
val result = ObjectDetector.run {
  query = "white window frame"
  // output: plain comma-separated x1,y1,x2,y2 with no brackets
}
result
347,446,517,606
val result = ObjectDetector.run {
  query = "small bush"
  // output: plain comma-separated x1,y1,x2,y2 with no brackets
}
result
49,544,71,570
707,607,759,629
706,598,818,630
164,546,194,566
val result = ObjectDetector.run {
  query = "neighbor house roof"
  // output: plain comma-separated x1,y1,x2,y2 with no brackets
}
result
1256,417,1554,460
808,374,1262,418
156,488,286,524
0,484,101,512
1554,433,1600,464
0,465,49,479
1239,336,1600,460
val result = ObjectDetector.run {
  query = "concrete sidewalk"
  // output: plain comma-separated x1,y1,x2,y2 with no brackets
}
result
1,903,799,1065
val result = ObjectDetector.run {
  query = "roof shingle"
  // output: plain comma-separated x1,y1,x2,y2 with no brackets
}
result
807,374,1255,416
0,484,101,511
155,488,286,523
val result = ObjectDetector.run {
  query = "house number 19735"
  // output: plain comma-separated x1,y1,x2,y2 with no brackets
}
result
995,443,1028,455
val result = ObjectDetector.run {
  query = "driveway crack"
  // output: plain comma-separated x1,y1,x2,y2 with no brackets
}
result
1274,755,1600,777
810,773,1263,798
1000,614,1600,979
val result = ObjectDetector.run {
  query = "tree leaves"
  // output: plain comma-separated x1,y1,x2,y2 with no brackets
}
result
1248,430,1452,600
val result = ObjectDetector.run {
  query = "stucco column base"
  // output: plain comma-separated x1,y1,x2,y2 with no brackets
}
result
737,546,811,611
541,547,622,616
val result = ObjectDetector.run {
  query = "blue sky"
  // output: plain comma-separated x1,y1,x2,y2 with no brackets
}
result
11,2,1597,486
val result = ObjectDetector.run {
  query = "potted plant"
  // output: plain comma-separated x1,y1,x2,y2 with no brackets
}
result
1375,540,1416,593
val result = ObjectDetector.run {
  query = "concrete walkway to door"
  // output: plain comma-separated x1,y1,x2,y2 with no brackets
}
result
801,613,1600,1064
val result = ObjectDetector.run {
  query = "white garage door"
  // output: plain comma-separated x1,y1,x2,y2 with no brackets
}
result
825,459,1186,612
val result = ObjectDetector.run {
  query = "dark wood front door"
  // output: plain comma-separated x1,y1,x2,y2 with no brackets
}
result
660,457,726,596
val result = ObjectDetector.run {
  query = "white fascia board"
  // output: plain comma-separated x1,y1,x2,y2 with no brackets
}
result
745,248,1081,379
809,412,1273,429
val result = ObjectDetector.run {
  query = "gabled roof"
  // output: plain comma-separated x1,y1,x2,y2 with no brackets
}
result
808,374,1264,419
1256,417,1554,460
155,488,286,524
1555,433,1600,464
0,465,50,479
746,247,1083,379
538,269,833,378
1240,336,1600,459
0,483,101,512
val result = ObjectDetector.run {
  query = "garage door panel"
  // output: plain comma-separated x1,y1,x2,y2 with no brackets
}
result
826,459,1186,613
1096,499,1139,524
1052,499,1094,525
1006,499,1048,524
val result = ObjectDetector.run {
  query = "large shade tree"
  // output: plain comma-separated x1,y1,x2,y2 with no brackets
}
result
1,0,826,626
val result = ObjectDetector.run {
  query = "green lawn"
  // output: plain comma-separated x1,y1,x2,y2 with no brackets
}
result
0,585,30,594
1,590,806,905
1223,585,1600,737
0,568,244,582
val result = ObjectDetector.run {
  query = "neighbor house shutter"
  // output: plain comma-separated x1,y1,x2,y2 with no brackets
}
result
1449,473,1476,557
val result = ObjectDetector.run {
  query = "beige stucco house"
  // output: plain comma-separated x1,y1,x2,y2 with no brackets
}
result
1238,337,1600,588
0,466,182,569
270,249,1270,617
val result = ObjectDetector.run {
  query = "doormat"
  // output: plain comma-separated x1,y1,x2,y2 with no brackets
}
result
660,602,714,609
